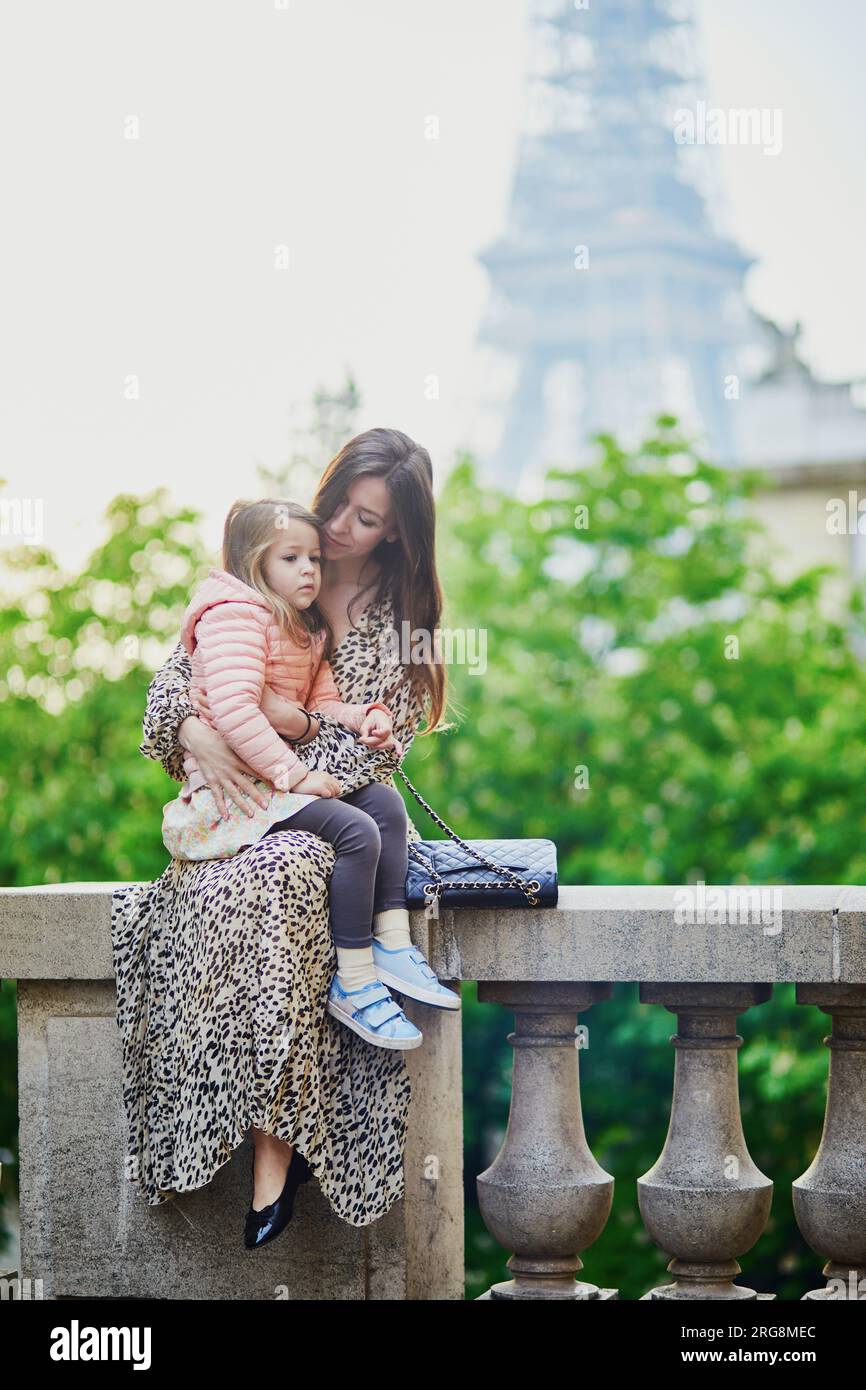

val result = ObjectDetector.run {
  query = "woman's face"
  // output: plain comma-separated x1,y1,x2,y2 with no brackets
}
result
321,475,398,563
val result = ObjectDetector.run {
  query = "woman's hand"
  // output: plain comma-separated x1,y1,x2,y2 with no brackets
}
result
178,717,270,819
358,708,394,750
292,770,342,798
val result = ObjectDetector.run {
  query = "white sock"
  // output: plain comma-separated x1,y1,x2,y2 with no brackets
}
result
335,944,378,992
372,907,413,951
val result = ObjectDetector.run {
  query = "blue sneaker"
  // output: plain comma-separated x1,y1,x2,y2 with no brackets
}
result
327,976,423,1050
372,940,461,1010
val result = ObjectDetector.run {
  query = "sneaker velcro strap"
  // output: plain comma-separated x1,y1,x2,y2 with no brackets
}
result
348,982,390,1005
355,999,404,1026
409,952,436,979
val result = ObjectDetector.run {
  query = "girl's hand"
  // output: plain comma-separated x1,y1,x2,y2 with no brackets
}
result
178,718,270,819
375,732,403,758
358,708,393,749
292,770,342,798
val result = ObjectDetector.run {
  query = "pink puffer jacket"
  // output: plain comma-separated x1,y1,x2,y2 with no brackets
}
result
177,568,391,796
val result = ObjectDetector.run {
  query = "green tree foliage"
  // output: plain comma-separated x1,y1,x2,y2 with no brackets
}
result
431,418,866,886
0,488,210,887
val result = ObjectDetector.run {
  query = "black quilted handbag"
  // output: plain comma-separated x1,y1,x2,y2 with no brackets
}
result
394,764,558,909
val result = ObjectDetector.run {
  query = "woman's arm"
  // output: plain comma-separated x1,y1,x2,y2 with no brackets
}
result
139,639,198,783
139,634,274,817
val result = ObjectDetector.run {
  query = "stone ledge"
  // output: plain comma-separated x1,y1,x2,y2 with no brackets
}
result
1,882,864,983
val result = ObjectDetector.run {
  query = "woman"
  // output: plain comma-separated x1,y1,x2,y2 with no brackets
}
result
111,427,451,1233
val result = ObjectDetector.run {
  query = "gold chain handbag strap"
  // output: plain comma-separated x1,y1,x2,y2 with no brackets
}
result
391,763,541,907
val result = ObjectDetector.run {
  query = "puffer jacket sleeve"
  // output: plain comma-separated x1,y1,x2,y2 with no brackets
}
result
306,653,391,733
196,602,311,791
139,638,197,783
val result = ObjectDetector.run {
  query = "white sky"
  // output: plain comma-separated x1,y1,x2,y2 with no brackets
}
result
1,0,864,571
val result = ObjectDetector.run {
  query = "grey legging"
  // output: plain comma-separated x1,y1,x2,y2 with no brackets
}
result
264,781,409,948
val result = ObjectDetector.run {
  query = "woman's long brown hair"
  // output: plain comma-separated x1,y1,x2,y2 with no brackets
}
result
312,427,450,736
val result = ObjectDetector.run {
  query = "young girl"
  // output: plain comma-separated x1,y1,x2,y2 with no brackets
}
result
161,497,459,1052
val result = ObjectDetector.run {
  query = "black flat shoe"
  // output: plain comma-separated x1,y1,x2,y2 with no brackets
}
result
244,1146,313,1251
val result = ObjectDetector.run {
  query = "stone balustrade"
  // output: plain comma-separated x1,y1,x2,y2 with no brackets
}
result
1,882,864,1300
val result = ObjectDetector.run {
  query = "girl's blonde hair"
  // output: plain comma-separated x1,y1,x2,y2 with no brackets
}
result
221,498,331,649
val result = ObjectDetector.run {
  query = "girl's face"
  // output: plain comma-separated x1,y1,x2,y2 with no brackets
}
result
262,519,322,610
321,475,398,563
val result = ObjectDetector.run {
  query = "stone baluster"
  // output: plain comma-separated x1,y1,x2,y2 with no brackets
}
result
475,981,617,1301
793,983,866,1301
637,983,775,1301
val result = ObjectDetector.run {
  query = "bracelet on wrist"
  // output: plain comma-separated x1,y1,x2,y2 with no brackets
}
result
288,708,313,744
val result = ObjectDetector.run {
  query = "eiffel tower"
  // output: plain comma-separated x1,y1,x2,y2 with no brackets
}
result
471,0,756,490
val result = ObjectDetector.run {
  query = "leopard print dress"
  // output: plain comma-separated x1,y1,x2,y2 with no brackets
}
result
110,592,427,1227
